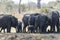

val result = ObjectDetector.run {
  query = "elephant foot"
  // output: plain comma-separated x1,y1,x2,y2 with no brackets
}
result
0,31,1,33
23,29,26,33
19,30,22,33
57,29,60,33
27,30,31,33
23,30,26,33
49,29,55,33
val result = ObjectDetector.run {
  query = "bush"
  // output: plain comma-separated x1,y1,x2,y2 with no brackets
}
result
40,8,50,13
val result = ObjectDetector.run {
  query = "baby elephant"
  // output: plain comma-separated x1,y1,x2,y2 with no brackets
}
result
28,25,35,33
16,21,22,33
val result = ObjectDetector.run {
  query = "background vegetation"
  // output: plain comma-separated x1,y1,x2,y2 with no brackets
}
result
0,0,59,14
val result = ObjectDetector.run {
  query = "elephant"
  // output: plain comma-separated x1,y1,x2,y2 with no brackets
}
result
22,13,49,33
22,13,39,33
22,11,59,33
16,21,22,33
28,13,39,33
0,14,18,33
22,14,30,32
46,11,59,33
37,13,49,33
0,14,12,33
38,11,59,33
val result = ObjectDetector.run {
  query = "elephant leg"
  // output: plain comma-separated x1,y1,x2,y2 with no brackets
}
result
28,27,32,33
7,28,11,33
16,27,19,33
43,27,47,33
35,26,39,33
20,25,22,33
4,29,5,33
18,27,22,33
0,28,2,33
52,24,55,32
40,25,46,33
35,27,38,33
50,24,55,32
7,26,11,33
42,25,46,33
57,26,59,32
56,23,59,32
31,28,32,33
41,27,44,32
53,27,55,32
50,25,53,32
31,29,35,33
28,26,34,33
23,25,27,33
32,27,35,33
28,27,30,33
31,27,35,33
16,26,22,33
56,20,59,32
41,26,46,33
39,26,42,33
19,28,22,33
18,26,22,33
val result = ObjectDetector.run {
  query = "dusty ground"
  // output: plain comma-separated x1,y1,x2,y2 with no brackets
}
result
0,33,60,40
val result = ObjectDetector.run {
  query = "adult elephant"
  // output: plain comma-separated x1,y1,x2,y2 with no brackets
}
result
22,14,30,32
0,14,18,33
47,11,59,32
22,13,39,33
0,14,12,33
37,11,59,33
38,13,49,33
28,13,39,33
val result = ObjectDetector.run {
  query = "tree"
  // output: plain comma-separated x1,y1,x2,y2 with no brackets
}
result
48,1,57,8
6,1,14,13
37,0,41,9
56,0,60,2
21,4,26,12
0,0,14,13
19,0,21,14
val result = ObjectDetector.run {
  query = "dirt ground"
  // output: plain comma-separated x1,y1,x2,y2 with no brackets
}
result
0,33,60,40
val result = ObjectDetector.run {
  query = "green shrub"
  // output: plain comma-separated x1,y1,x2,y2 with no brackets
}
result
40,8,50,13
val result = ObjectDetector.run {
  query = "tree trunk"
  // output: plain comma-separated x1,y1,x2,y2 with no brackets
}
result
19,0,21,14
37,0,41,9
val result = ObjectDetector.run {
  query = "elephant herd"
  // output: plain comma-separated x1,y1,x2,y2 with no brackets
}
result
0,10,60,33
22,11,60,33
